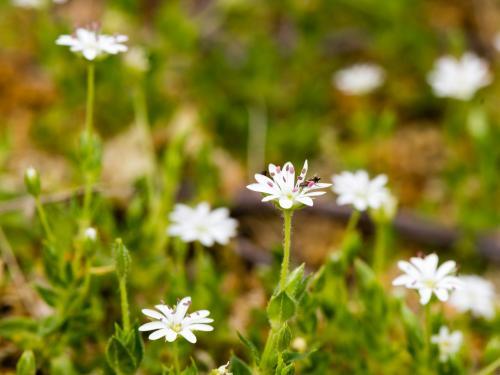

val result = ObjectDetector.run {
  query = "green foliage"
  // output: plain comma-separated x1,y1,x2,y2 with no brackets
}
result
16,350,36,375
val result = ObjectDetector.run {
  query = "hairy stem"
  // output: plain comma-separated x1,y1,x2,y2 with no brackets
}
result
34,197,54,242
119,278,130,332
279,210,293,291
85,63,95,135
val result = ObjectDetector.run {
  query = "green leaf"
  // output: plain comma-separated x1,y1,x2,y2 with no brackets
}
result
106,336,136,374
276,323,292,351
354,258,376,287
0,317,38,341
16,350,36,375
285,264,305,300
35,284,58,307
237,331,260,363
230,356,252,375
267,291,296,326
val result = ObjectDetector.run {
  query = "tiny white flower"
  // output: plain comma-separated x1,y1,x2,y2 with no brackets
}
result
56,27,128,61
431,326,463,362
168,202,238,247
427,53,492,100
84,227,97,241
139,296,214,344
213,362,232,375
124,47,149,72
449,275,496,319
25,166,38,181
331,170,389,212
291,337,307,353
247,160,331,210
333,64,385,95
393,254,462,305
12,0,43,7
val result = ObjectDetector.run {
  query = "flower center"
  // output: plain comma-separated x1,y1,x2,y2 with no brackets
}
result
423,278,437,289
170,322,183,333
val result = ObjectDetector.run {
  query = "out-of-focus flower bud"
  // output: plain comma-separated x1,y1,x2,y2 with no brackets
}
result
24,167,41,197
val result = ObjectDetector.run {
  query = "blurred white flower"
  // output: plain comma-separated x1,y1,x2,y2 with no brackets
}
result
56,27,128,61
213,362,232,375
168,203,238,247
139,296,214,344
333,64,385,95
393,254,462,305
25,166,38,181
331,170,389,212
247,160,331,210
431,326,463,362
124,47,149,72
84,227,97,241
449,275,496,319
427,53,492,100
12,0,43,7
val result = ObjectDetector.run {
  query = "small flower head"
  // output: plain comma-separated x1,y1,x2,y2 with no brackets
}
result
168,203,238,247
56,26,128,61
449,275,496,319
431,326,463,362
124,47,149,72
210,362,232,375
139,297,214,344
392,254,462,305
331,170,389,212
84,227,97,242
427,53,491,101
333,63,385,95
371,192,398,222
246,160,331,210
24,166,40,197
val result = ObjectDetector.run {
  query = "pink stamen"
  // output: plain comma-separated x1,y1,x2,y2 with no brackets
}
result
267,182,273,187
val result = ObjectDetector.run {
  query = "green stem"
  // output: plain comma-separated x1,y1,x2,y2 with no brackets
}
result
477,357,500,375
423,303,433,372
119,278,130,332
34,197,54,242
373,221,388,275
279,210,293,291
346,209,360,234
85,63,95,135
172,340,180,374
82,174,93,225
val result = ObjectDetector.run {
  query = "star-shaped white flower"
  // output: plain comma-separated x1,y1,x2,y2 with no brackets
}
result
168,202,238,247
246,160,331,210
392,254,462,305
431,326,463,362
56,27,128,61
427,53,491,101
331,170,389,212
449,275,496,319
139,297,214,344
333,63,385,95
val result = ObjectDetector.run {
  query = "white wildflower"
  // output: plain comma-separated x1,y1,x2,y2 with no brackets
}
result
427,53,491,100
56,27,128,61
247,160,331,210
139,296,214,344
124,47,149,72
212,362,232,375
84,227,97,242
333,64,385,95
392,254,462,305
331,170,389,211
431,326,463,362
449,275,496,319
168,203,238,247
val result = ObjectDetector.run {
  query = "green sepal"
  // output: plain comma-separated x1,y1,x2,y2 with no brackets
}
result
16,350,36,375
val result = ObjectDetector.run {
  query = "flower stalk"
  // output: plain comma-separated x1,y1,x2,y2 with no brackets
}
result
279,210,293,291
85,63,95,135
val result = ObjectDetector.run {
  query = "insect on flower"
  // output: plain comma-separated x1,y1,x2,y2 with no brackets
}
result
139,296,214,344
247,160,331,210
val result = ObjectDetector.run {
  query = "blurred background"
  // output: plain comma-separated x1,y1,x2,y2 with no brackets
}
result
0,0,499,372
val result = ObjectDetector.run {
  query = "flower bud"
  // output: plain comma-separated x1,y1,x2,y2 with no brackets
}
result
24,167,41,197
113,238,131,280
84,227,97,242
291,337,307,353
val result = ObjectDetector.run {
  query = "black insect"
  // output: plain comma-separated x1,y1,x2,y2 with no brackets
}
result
300,175,321,187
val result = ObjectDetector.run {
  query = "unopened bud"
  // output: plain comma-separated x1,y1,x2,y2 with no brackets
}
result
113,238,131,280
84,227,97,242
24,167,41,197
291,337,307,353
